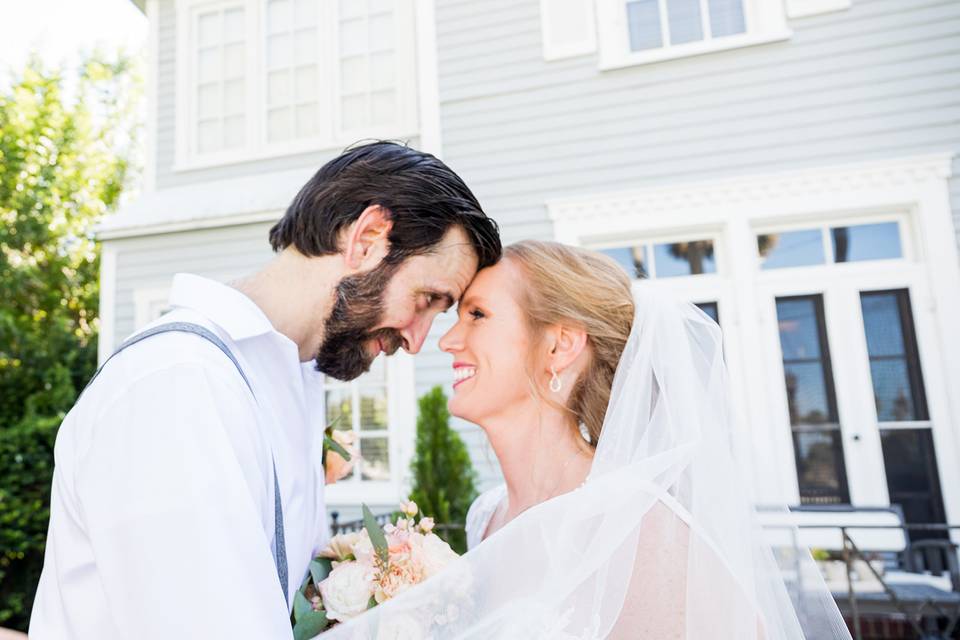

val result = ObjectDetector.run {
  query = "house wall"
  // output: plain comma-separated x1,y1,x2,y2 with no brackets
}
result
420,0,960,492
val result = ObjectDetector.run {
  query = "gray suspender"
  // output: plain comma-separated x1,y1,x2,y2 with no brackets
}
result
83,321,290,605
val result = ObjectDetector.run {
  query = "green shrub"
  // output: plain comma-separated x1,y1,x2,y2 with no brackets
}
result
408,387,477,554
0,415,60,631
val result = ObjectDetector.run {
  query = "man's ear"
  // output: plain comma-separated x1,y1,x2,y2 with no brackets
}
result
547,323,589,373
342,205,392,271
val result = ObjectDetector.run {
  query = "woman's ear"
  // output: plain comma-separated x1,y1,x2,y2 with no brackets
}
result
342,204,392,270
548,323,589,373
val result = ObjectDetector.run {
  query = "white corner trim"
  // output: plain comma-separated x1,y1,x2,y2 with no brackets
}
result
414,0,443,156
143,0,160,193
786,0,852,19
98,209,280,240
547,153,955,230
97,244,119,365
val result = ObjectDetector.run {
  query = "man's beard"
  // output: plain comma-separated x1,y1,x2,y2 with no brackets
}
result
315,260,405,381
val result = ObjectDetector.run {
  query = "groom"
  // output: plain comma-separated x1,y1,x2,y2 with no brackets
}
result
29,141,501,639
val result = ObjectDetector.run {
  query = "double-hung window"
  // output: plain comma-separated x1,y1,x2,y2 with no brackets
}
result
177,0,417,170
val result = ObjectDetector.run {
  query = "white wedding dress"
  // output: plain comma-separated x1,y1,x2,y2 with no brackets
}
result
320,291,851,639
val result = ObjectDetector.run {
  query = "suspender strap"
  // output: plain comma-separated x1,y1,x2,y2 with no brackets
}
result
84,322,289,605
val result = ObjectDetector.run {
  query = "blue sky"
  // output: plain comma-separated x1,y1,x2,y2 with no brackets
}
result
0,0,147,85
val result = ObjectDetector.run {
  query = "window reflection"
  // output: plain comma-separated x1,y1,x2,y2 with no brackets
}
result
654,240,716,277
598,245,648,279
758,229,824,270
831,222,902,263
860,290,928,422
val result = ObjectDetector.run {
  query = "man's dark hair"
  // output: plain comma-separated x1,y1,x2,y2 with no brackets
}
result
269,140,501,268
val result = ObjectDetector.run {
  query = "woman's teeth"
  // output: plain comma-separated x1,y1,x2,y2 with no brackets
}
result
454,367,477,383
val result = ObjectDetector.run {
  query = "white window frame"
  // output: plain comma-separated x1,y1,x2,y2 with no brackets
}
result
324,351,418,507
547,153,960,531
134,286,173,330
595,0,791,70
174,0,419,171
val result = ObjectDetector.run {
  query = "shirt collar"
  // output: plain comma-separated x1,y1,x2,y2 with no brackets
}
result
167,273,277,342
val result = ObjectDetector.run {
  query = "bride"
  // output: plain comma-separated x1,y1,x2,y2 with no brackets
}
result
321,240,851,639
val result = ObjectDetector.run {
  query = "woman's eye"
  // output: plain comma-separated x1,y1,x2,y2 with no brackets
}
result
469,308,486,320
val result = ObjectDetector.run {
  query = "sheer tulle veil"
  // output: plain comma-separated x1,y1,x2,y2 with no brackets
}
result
319,289,852,639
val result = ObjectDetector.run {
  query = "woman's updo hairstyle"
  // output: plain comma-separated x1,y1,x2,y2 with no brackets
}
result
504,240,635,445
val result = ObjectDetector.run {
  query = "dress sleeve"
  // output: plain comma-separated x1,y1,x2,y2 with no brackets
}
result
74,362,291,639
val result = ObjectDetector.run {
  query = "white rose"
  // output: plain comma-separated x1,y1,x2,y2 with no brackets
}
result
419,533,459,578
319,561,375,622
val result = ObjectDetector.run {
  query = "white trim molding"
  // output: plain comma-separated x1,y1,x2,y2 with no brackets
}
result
143,0,160,193
540,0,598,61
786,0,852,19
414,0,442,156
134,286,173,330
97,244,119,365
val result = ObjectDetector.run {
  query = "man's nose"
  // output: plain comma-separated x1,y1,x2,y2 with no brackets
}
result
401,315,433,354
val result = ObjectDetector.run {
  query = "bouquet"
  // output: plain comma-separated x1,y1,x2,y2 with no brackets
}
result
323,420,357,484
292,501,459,640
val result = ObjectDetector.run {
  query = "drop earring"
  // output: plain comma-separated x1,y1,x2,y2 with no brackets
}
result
549,366,562,393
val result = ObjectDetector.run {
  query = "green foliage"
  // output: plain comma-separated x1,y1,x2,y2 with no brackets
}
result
0,55,142,631
0,55,141,427
0,415,59,629
408,386,478,554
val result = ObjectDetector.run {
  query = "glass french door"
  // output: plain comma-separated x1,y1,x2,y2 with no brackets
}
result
766,284,946,531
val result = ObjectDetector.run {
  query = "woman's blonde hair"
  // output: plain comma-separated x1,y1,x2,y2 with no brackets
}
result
504,240,635,445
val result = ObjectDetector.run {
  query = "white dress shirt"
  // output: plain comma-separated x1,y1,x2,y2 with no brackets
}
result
30,274,328,639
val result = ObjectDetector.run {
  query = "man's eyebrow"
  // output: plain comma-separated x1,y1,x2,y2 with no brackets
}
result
424,288,456,309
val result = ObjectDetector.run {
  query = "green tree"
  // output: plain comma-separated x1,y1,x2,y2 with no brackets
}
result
408,386,478,554
0,54,142,631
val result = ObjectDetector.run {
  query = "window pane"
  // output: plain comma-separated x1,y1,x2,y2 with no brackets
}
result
369,13,394,52
223,79,244,115
340,55,368,94
708,0,745,37
653,240,716,277
223,43,245,79
197,83,221,119
295,0,319,24
296,103,319,137
268,0,292,34
360,438,391,481
198,48,220,83
793,430,849,505
831,222,902,263
359,391,388,431
295,65,319,102
695,301,719,325
776,296,838,423
880,429,945,535
197,119,221,153
627,0,663,51
295,28,318,65
341,94,368,129
371,90,396,124
223,115,245,148
667,0,703,45
198,11,221,48
223,7,245,43
861,290,928,422
267,107,293,141
370,51,395,90
325,387,353,428
758,229,824,270
340,0,365,20
268,34,292,69
599,245,648,279
267,70,291,106
340,18,367,56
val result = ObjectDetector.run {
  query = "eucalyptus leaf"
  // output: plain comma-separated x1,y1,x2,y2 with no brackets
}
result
293,610,329,640
362,504,390,566
310,557,332,586
293,590,312,623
